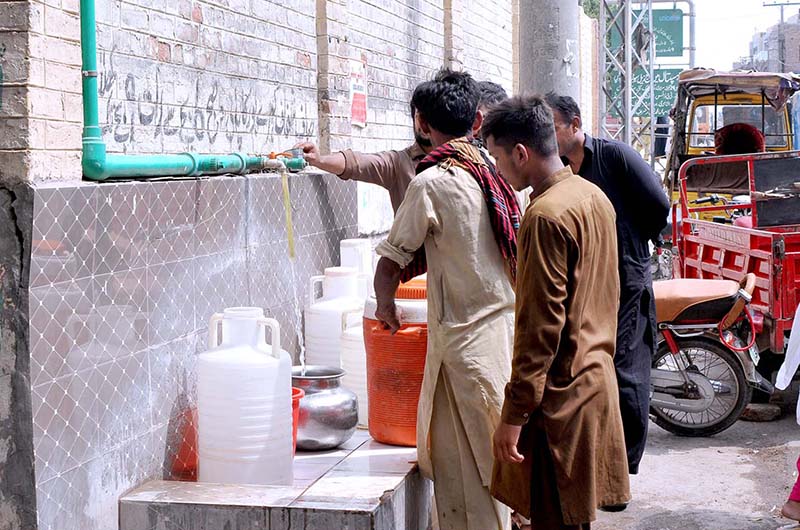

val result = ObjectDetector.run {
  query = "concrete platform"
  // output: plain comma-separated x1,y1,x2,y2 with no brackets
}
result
119,431,432,530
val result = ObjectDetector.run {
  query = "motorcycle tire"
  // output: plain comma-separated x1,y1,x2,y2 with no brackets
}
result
650,338,752,437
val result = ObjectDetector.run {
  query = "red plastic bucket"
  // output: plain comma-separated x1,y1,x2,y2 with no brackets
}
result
171,407,198,481
292,387,305,454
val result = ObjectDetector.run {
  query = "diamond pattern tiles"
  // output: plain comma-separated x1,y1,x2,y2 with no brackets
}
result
247,172,358,360
92,182,150,275
147,179,198,266
29,171,358,530
196,177,246,257
36,429,159,530
31,185,96,288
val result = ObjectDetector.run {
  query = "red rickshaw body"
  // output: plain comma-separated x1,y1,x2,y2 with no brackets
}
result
673,151,800,352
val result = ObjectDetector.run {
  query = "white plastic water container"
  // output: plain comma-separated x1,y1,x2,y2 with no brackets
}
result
304,267,363,367
197,307,293,486
340,239,374,297
340,308,368,427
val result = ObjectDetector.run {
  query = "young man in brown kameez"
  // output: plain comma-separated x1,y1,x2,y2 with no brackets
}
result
484,95,631,530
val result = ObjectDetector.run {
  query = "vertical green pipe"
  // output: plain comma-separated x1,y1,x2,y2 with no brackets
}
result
79,0,99,137
80,0,108,179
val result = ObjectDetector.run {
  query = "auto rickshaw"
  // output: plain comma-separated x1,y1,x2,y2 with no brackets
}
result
664,69,800,217
656,70,800,388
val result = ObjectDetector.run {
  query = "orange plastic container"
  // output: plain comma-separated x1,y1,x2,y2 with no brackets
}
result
291,387,305,454
363,277,427,446
171,407,198,481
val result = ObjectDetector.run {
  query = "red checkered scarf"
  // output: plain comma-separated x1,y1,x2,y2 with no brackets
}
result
399,138,521,283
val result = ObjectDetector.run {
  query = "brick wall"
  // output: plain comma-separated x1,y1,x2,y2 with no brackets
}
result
455,0,514,89
512,0,520,93
25,0,83,182
4,0,521,186
97,0,318,155
337,0,444,154
18,0,320,182
318,0,445,234
1,0,519,223
741,21,800,73
0,0,323,183
324,0,516,234
0,1,32,185
784,24,800,73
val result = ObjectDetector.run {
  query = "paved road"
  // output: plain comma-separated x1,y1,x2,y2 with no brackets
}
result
594,414,800,530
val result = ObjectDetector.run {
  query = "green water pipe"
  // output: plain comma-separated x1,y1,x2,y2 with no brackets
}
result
79,0,305,180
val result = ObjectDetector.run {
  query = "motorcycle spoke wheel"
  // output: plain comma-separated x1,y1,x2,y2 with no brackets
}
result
651,338,751,437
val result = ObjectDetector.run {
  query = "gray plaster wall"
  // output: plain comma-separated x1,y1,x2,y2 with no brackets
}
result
0,183,37,530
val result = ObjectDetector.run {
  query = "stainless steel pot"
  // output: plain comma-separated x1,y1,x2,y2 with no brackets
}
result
292,365,358,451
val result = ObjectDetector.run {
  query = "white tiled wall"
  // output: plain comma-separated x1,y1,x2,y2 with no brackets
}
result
29,173,357,530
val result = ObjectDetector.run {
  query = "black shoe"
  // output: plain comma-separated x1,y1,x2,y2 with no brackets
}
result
600,503,628,513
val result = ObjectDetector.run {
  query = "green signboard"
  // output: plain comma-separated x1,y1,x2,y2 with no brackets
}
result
610,9,684,58
646,68,682,116
610,68,682,117
653,9,684,57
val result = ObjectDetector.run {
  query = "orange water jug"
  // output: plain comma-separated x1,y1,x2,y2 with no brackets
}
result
363,277,427,446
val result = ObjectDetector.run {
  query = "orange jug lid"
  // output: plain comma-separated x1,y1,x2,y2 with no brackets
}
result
396,276,427,299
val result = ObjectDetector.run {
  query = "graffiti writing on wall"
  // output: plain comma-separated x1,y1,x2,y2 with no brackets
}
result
97,51,316,151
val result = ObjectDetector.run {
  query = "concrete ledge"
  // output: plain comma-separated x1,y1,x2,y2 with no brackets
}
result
119,432,432,530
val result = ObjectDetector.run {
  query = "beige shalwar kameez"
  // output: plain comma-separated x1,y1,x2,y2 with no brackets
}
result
377,162,515,530
338,142,530,214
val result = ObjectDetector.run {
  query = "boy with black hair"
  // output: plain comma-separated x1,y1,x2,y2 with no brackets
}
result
478,81,509,109
485,95,630,530
295,79,511,217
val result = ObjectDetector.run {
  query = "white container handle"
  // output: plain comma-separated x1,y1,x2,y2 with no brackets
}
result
340,307,363,332
208,313,224,349
259,317,282,359
309,275,324,303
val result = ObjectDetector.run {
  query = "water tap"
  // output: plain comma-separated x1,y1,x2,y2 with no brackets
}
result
266,149,308,173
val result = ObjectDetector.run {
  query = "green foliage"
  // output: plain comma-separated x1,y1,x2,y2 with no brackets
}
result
583,0,600,19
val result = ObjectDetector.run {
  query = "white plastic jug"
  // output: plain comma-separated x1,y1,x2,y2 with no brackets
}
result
340,239,374,297
304,267,363,368
197,307,293,486
340,309,368,427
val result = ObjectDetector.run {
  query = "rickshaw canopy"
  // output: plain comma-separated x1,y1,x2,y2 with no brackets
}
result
676,69,800,111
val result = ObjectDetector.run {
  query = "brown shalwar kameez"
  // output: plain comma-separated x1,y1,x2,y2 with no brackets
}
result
491,167,631,528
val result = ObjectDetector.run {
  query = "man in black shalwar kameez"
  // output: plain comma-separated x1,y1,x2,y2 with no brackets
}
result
545,93,670,475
